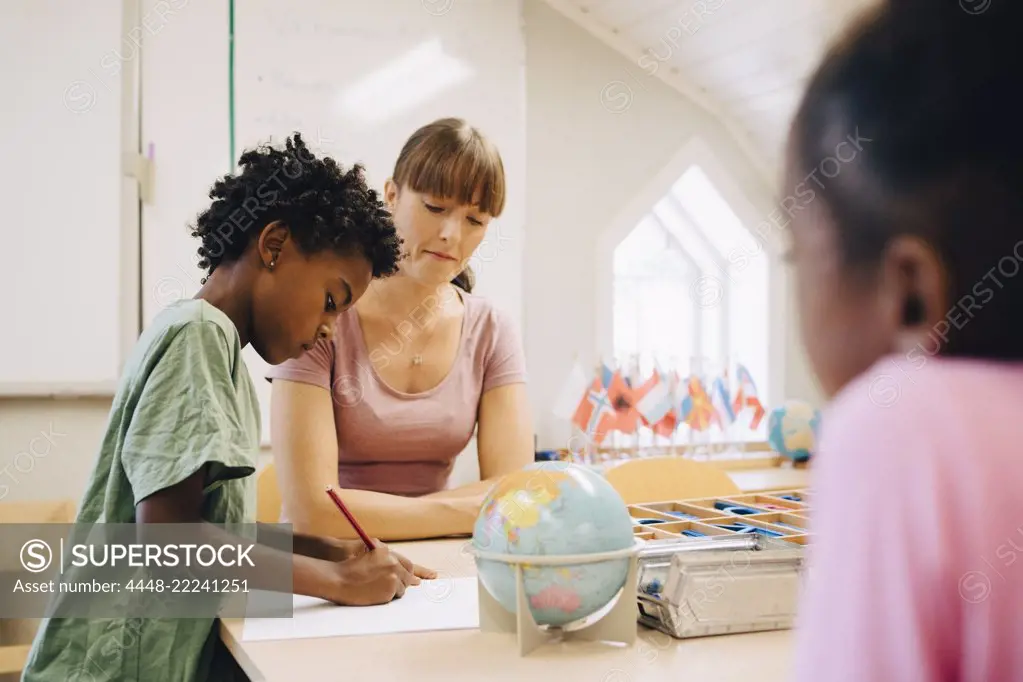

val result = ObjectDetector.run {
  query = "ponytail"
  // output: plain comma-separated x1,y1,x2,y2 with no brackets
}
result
451,265,475,293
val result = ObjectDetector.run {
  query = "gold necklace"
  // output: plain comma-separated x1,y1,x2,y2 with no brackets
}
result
409,285,463,366
409,302,445,367
378,284,458,367
410,322,439,366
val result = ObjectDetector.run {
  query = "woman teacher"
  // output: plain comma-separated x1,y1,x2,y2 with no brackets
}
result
267,118,533,541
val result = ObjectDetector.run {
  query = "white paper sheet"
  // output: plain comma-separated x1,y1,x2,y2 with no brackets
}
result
242,577,480,641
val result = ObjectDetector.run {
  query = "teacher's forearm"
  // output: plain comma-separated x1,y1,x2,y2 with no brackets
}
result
289,488,477,542
422,479,498,501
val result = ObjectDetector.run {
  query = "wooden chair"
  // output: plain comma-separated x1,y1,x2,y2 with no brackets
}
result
0,499,76,677
256,462,282,523
0,644,32,678
602,456,741,505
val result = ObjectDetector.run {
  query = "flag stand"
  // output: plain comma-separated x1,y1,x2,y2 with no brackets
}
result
560,351,768,466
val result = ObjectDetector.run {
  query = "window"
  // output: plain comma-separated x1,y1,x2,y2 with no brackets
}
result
611,164,770,449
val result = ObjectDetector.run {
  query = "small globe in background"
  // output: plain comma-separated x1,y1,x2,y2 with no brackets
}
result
472,462,635,628
768,400,822,463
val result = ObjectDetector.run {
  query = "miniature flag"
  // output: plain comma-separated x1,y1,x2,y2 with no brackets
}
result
651,370,680,437
636,372,672,425
745,395,766,429
630,371,658,407
682,375,719,432
711,374,735,427
571,378,616,442
607,369,640,434
552,360,592,420
736,363,759,396
732,363,766,429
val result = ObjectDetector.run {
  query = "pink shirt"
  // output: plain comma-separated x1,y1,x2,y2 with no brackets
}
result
793,354,1023,682
266,290,526,496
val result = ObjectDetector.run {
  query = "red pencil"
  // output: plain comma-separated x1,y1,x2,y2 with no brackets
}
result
325,485,376,551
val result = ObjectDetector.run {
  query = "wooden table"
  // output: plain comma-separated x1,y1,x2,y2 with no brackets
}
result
587,458,810,496
220,539,796,681
728,467,809,493
0,644,30,676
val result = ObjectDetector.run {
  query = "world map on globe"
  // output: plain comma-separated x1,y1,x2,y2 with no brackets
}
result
472,463,635,627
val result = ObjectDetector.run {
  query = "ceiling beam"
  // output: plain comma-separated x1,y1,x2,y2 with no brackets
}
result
538,0,778,188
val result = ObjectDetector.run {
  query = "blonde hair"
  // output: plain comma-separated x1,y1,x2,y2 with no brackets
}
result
392,118,505,292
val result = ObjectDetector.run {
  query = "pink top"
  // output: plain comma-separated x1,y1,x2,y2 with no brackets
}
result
793,354,1023,682
266,290,526,496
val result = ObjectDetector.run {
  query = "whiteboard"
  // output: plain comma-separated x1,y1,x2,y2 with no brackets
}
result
141,0,526,444
0,0,136,394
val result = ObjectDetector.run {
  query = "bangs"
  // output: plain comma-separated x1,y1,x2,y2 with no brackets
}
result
396,131,506,217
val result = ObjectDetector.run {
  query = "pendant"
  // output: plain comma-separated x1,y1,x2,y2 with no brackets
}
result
412,355,423,366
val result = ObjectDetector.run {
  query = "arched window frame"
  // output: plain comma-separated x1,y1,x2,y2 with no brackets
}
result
612,215,705,369
595,137,789,441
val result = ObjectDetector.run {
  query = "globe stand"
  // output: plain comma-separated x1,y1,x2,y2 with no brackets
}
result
473,543,640,656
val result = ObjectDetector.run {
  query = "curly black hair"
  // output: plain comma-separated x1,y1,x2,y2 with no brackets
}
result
190,133,402,283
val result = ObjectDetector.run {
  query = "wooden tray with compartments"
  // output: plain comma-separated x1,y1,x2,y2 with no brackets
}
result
631,489,810,639
629,489,810,546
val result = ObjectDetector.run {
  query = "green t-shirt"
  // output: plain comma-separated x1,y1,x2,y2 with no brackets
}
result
22,299,261,682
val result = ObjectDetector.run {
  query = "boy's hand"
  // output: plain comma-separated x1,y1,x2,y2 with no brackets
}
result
324,544,417,606
340,538,438,580
397,552,438,580
319,538,373,562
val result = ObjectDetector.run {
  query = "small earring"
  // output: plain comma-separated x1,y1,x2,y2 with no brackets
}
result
269,258,276,270
903,295,925,326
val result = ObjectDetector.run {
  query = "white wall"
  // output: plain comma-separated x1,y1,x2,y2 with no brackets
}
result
0,0,136,395
0,0,822,505
0,399,112,504
522,0,821,449
138,0,526,446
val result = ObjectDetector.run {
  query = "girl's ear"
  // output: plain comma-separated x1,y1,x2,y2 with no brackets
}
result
257,220,290,269
902,295,925,326
383,178,399,211
885,235,947,353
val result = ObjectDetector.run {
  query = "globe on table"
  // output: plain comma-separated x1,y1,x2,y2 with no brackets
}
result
472,461,635,628
767,400,822,463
